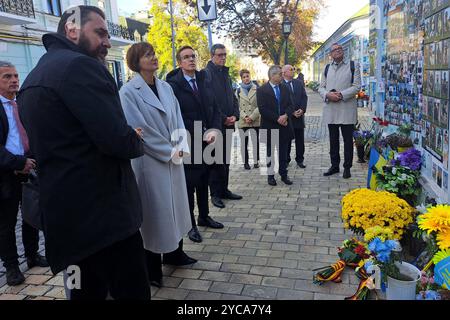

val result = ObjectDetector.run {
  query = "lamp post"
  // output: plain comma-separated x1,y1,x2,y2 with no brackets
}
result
282,17,292,65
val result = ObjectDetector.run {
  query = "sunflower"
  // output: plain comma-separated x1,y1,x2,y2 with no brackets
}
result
433,248,450,265
436,230,450,250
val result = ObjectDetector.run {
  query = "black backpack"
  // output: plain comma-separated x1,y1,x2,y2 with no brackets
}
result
324,60,356,84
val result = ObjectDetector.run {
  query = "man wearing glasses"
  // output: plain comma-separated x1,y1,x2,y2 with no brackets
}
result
319,43,361,179
203,44,242,209
166,46,223,243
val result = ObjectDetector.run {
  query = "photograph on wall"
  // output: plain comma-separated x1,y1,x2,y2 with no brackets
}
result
444,129,449,168
443,39,449,68
444,171,449,190
437,41,443,66
442,71,449,99
441,99,449,126
434,98,441,123
435,70,442,97
438,166,443,187
433,162,438,180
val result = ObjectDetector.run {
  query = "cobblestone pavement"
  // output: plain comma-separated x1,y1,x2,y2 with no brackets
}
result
0,89,371,300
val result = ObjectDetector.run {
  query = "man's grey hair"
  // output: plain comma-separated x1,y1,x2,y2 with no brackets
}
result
210,43,226,56
268,65,282,79
0,61,15,68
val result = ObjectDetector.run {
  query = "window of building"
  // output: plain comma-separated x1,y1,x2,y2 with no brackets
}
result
46,0,62,17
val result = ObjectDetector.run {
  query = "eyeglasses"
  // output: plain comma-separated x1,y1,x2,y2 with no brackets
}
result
331,48,343,53
214,53,227,58
182,54,197,60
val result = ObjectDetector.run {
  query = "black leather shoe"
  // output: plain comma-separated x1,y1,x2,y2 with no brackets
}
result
281,176,293,185
188,227,203,243
198,216,224,229
211,196,225,208
343,169,352,179
224,191,243,200
6,265,25,286
244,164,251,170
27,254,49,269
297,162,307,169
150,279,163,288
268,176,277,186
254,163,260,169
323,167,340,177
163,251,197,266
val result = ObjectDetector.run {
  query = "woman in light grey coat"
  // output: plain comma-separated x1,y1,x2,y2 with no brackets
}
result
119,43,196,289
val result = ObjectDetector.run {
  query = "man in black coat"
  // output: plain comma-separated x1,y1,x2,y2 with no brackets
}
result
166,46,224,243
203,44,242,209
257,66,295,186
0,61,48,287
17,6,150,300
282,65,308,168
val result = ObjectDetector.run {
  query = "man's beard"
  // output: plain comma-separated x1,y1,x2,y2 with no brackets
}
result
78,34,108,62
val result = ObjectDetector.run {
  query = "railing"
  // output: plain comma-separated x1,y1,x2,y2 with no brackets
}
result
0,0,35,18
107,21,134,42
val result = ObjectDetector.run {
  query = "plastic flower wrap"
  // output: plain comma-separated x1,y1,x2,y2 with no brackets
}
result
342,189,415,240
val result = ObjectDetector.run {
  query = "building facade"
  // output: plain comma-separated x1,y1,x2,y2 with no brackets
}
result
305,5,370,89
0,0,137,88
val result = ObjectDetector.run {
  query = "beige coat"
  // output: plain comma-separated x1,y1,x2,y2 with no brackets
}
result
237,85,261,128
318,60,361,125
119,74,191,254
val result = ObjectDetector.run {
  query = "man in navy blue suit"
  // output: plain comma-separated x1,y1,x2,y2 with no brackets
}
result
282,65,308,169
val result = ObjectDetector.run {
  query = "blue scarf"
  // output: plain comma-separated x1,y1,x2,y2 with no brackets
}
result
240,82,253,96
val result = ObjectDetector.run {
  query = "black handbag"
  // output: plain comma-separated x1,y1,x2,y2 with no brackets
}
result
21,170,42,230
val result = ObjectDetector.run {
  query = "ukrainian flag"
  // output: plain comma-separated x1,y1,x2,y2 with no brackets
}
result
367,148,388,190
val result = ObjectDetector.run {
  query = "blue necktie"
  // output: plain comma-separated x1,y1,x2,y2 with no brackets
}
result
275,85,281,113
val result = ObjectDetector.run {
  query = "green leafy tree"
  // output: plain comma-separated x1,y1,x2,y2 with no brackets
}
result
147,0,209,76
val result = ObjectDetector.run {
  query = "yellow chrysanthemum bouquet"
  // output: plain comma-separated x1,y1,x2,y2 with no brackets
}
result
341,189,415,240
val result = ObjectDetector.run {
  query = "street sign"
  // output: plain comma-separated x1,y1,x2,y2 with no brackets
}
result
197,0,217,21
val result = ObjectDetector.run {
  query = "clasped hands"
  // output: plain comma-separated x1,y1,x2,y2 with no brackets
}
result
15,158,36,175
293,109,305,118
326,91,343,102
224,116,237,127
277,114,289,127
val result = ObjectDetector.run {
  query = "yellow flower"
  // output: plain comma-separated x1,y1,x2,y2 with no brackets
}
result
432,249,450,265
418,205,450,235
436,229,450,250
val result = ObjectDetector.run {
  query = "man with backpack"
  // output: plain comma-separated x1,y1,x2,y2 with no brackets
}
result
319,43,361,179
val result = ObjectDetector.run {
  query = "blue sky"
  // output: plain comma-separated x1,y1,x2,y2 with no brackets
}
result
117,0,368,42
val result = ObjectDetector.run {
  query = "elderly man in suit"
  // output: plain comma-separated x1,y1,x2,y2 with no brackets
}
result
0,61,48,286
318,43,361,179
282,65,308,168
257,66,295,186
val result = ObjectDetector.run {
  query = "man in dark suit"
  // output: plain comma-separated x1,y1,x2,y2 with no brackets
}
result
203,44,242,209
0,61,48,286
282,65,308,168
18,6,150,300
166,46,224,244
257,66,295,186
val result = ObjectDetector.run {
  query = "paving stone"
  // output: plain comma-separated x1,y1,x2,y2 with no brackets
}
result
237,256,268,266
154,287,189,300
185,290,222,300
255,250,285,258
249,266,281,277
229,247,258,256
20,285,52,296
179,279,212,291
0,294,27,300
171,269,203,279
266,258,298,269
44,287,66,299
271,243,299,252
24,275,53,285
200,271,232,282
220,263,251,273
209,282,244,295
189,261,223,271
229,274,263,285
261,277,295,289
242,285,277,299
244,241,273,250
277,289,314,300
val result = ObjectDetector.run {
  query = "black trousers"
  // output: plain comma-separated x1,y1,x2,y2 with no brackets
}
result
209,126,234,198
0,175,40,268
287,128,305,164
185,166,209,227
266,128,290,177
241,127,260,165
146,240,185,282
328,124,354,169
68,232,150,300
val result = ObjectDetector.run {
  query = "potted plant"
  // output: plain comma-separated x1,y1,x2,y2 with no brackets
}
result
341,189,416,240
353,128,373,163
365,237,421,300
386,134,414,153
